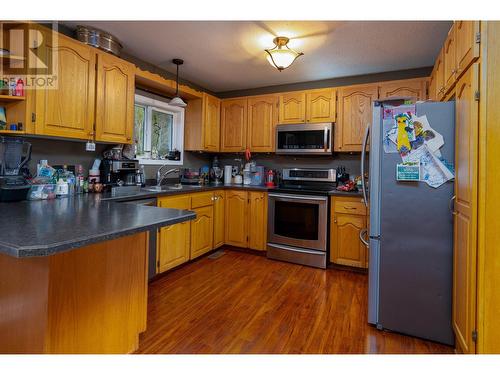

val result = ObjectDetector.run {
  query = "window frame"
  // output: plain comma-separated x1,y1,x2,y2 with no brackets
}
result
134,93,185,166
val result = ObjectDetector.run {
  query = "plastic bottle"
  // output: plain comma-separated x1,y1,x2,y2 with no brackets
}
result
56,178,69,198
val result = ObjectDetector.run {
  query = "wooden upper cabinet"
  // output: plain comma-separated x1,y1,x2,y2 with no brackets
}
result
379,78,428,101
221,98,248,152
455,21,480,77
428,68,438,101
336,84,378,152
443,24,457,92
95,52,135,144
247,95,278,152
306,88,336,123
433,48,445,101
35,34,95,140
203,93,221,151
279,91,306,124
184,93,221,152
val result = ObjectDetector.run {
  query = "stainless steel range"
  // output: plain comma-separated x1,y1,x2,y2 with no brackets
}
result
267,168,336,269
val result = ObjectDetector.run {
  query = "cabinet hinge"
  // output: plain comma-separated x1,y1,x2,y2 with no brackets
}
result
475,32,481,44
472,330,478,342
474,91,480,101
31,112,36,122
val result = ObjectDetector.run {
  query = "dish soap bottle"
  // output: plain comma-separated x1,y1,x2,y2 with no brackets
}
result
56,178,69,198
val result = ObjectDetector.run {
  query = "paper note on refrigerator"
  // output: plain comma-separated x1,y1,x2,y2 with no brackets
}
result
403,144,454,188
411,115,444,153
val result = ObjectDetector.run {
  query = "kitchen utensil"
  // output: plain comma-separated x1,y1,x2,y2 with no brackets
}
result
76,25,122,56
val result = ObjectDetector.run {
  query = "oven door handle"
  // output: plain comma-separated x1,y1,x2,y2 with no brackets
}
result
324,125,329,152
269,193,328,201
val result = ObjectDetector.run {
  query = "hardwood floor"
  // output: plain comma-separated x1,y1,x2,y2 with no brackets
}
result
136,249,454,354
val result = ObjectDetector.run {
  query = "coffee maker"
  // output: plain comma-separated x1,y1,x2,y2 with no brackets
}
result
0,136,32,202
100,159,140,187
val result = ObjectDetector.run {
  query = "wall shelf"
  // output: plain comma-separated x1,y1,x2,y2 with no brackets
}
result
0,95,26,102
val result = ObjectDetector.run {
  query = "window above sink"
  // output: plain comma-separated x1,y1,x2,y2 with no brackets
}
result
134,93,185,166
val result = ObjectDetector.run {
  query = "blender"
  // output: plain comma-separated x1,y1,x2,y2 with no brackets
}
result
0,136,32,201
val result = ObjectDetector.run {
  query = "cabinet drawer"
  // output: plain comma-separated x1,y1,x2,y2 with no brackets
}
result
191,192,214,208
333,198,366,215
157,195,191,210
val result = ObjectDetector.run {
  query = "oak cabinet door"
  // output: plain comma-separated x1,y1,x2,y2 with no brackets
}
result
452,63,479,354
248,192,267,251
247,95,278,152
330,212,366,268
428,68,438,101
190,206,214,260
443,24,457,92
379,78,428,101
224,190,248,247
95,52,135,143
336,84,378,152
221,98,248,152
157,222,191,273
213,190,225,249
35,35,95,140
435,48,446,101
203,93,221,152
306,89,336,123
455,21,480,77
279,92,306,124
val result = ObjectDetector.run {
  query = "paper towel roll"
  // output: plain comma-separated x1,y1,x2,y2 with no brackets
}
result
224,165,232,184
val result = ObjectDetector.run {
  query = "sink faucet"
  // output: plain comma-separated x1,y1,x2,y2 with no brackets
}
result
156,166,180,187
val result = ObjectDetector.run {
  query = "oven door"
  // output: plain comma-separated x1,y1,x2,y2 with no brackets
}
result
275,123,333,154
267,193,328,251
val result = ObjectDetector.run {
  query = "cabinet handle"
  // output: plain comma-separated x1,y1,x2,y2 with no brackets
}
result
343,206,356,210
334,216,337,223
126,137,132,141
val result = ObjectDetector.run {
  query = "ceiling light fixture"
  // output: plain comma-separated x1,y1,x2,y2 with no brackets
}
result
265,37,304,72
169,58,187,107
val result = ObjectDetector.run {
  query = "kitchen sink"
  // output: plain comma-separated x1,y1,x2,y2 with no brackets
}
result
141,184,202,192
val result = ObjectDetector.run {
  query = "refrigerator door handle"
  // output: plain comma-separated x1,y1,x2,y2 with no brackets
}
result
449,195,457,215
359,228,369,247
361,124,370,208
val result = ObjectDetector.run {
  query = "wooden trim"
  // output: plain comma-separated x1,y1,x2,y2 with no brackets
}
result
135,67,203,100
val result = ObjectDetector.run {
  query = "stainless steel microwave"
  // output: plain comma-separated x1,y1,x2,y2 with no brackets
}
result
275,123,333,154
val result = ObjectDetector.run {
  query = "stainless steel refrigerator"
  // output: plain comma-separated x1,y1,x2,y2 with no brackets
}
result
362,100,455,346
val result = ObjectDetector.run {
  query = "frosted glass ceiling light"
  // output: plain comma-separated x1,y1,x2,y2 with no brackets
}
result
265,37,304,72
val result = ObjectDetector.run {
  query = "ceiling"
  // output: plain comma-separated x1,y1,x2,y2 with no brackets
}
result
64,21,452,93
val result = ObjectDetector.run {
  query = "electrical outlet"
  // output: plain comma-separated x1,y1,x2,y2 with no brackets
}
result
85,141,96,152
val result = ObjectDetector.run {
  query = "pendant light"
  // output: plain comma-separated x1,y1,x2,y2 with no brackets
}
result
169,58,187,107
265,37,304,72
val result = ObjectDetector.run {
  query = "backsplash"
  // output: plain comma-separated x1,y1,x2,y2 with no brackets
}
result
25,137,361,181
213,153,362,177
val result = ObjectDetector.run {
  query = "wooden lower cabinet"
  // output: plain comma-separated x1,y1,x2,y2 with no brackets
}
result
248,191,268,251
157,222,190,273
330,197,368,268
225,190,248,247
225,190,268,250
190,206,214,260
213,190,225,248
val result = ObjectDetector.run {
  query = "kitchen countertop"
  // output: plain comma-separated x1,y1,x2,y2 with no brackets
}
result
0,184,362,258
0,194,195,258
101,183,362,202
